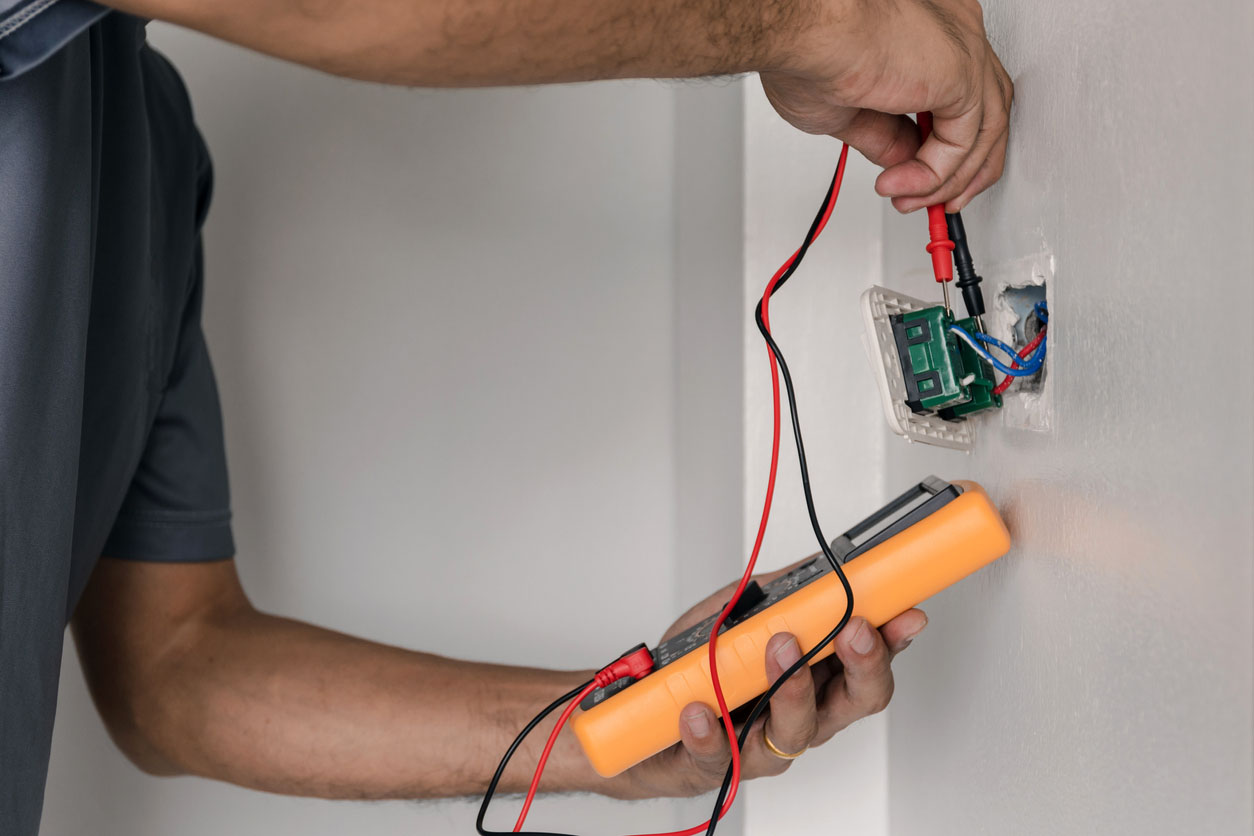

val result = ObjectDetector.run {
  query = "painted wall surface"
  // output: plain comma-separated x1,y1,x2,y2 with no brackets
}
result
881,2,1254,834
740,85,889,836
41,22,709,836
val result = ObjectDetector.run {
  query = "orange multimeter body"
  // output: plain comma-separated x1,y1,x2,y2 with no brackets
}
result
570,477,1011,778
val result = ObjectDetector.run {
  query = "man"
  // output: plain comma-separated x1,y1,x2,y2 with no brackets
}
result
0,0,1011,832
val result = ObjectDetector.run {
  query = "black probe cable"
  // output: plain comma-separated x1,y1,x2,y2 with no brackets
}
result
476,164,854,836
476,680,593,836
703,163,856,836
945,210,986,322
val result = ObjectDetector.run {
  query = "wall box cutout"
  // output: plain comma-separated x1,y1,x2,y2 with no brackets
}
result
999,283,1047,395
987,253,1054,433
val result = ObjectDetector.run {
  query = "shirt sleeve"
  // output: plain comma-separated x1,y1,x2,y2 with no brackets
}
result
102,235,236,563
0,0,107,81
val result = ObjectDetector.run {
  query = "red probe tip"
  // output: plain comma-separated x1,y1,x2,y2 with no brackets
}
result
916,113,954,284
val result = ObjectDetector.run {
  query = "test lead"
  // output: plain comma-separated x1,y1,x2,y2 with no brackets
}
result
915,112,956,316
945,211,987,333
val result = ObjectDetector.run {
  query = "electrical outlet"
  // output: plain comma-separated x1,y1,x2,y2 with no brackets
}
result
987,253,1053,432
999,283,1047,395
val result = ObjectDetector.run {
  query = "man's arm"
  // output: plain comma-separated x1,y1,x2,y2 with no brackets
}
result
101,0,1012,211
71,556,924,800
72,557,608,799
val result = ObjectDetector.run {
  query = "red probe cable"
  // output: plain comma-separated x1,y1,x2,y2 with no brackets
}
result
514,650,655,832
513,682,599,831
915,113,955,291
510,144,851,836
695,142,850,835
990,325,1047,396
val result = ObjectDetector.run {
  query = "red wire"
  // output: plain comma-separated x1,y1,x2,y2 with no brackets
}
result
653,142,851,836
991,325,1047,396
511,142,851,836
513,682,600,831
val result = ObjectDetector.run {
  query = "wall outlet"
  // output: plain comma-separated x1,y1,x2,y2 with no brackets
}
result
987,253,1053,433
999,283,1047,396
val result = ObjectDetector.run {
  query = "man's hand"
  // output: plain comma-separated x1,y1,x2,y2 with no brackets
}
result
105,0,1011,209
762,0,1013,212
73,553,923,804
620,562,928,799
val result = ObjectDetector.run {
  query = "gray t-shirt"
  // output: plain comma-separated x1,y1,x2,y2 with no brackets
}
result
1,8,234,833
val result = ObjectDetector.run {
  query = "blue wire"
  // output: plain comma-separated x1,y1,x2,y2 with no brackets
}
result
1034,300,1049,323
978,330,1047,374
949,326,1047,377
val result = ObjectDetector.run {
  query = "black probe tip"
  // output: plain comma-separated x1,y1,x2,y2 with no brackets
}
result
945,211,986,319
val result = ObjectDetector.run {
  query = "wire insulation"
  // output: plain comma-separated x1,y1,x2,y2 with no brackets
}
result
991,326,1047,395
476,681,595,836
704,144,857,835
989,301,1050,394
478,145,858,836
949,326,1046,377
512,682,600,831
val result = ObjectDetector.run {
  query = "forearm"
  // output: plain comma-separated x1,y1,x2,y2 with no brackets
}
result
134,610,634,799
70,559,638,801
102,0,825,86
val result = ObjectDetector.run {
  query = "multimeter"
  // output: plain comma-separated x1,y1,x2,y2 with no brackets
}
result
570,476,1011,778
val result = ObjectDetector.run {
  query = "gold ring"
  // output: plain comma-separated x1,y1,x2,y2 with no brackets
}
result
762,727,807,760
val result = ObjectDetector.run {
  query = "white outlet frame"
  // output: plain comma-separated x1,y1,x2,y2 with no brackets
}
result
860,285,975,451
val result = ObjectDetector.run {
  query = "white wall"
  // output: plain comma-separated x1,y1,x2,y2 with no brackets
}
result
42,22,708,836
881,2,1254,835
739,88,889,836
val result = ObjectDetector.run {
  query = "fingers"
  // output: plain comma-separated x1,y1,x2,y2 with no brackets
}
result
833,617,893,717
811,614,923,744
677,632,821,785
672,614,927,791
754,634,818,774
677,702,734,788
835,110,921,170
876,51,1013,212
879,608,928,656
876,98,983,207
947,56,1013,211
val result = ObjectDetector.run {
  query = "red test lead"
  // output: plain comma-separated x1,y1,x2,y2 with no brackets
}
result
916,112,955,313
512,646,655,833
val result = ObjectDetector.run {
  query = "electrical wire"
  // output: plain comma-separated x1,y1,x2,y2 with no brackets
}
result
480,648,655,836
476,680,595,836
949,326,1046,377
703,144,857,835
512,681,600,830
989,301,1050,395
945,210,986,326
477,145,857,836
991,326,1047,395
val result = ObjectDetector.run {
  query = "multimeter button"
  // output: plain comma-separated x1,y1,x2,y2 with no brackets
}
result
734,635,760,669
665,673,693,706
768,616,790,636
725,581,768,624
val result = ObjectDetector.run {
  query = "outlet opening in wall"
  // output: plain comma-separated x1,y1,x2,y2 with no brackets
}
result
997,282,1048,396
